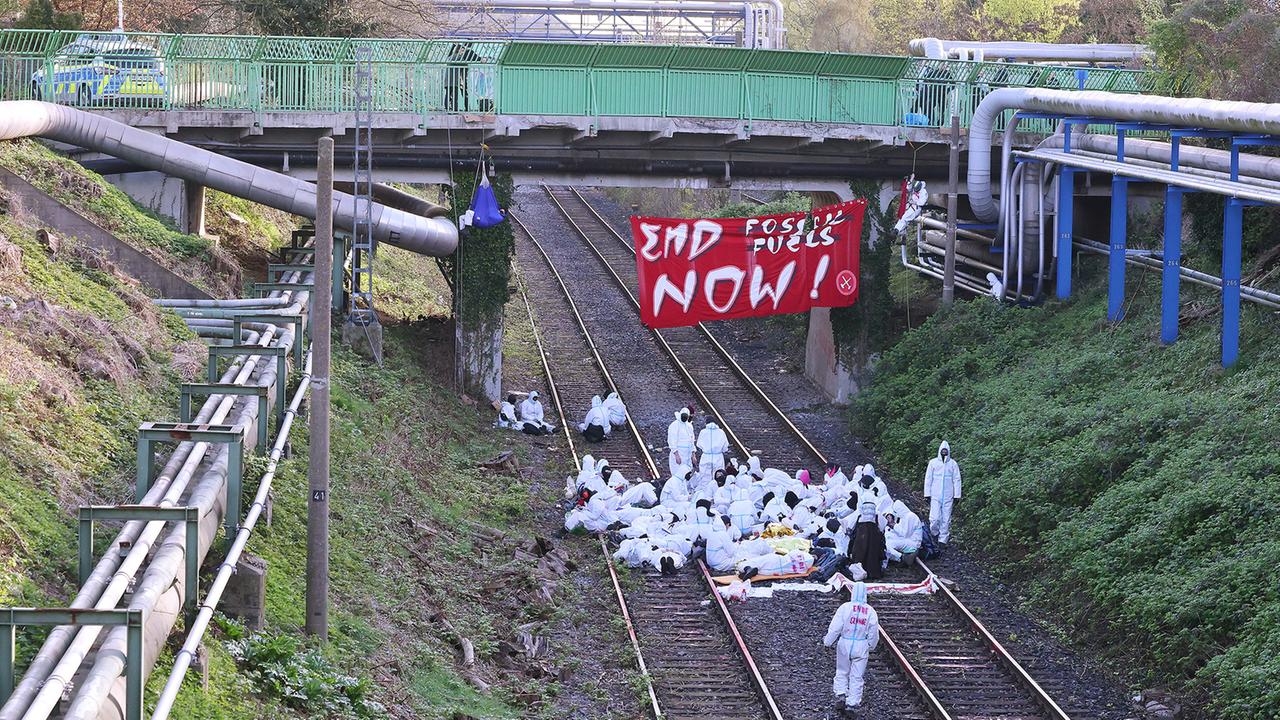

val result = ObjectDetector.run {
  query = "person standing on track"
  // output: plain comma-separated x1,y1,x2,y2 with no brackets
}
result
924,440,962,545
667,407,696,478
824,581,880,717
696,415,729,472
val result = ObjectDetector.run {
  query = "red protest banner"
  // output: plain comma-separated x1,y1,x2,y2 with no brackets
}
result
631,199,865,329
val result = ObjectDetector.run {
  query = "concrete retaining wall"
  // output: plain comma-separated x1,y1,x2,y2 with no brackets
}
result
0,167,210,299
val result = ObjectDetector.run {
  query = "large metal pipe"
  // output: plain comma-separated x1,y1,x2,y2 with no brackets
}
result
909,38,1152,63
968,89,1280,222
0,101,458,255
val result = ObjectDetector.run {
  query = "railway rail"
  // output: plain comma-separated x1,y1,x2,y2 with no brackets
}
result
527,184,1080,720
512,214,782,720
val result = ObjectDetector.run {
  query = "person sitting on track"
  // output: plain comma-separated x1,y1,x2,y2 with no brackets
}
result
578,394,611,443
519,391,557,435
883,500,923,565
602,391,628,428
599,459,657,506
497,393,520,429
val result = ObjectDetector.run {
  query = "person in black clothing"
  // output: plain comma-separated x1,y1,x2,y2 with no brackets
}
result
847,501,886,581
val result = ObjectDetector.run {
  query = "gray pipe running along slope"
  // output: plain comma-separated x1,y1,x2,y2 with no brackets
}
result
909,38,1151,62
0,101,458,255
967,88,1280,223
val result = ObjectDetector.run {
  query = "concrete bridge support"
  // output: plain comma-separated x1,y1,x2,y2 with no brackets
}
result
104,171,207,236
803,180,898,404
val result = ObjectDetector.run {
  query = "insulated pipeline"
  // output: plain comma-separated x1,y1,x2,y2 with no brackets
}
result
0,101,458,256
968,89,1280,222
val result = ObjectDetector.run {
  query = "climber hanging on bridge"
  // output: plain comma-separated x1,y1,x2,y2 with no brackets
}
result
894,178,929,236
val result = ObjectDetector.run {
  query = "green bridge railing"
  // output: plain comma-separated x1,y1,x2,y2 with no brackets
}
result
0,30,1175,132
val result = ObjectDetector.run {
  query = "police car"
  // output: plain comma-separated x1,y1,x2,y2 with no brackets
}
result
31,33,166,105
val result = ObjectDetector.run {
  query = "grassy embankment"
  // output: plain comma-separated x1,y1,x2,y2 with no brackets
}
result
852,267,1280,719
0,141,585,718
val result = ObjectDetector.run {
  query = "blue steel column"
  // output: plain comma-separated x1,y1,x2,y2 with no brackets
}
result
1056,123,1075,300
1056,168,1075,299
1108,130,1128,322
1161,136,1183,344
1161,188,1184,343
1222,198,1243,367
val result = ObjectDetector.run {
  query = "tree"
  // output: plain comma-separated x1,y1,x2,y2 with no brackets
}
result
15,0,80,28
1061,0,1163,44
238,0,376,36
1148,0,1280,103
977,0,1081,43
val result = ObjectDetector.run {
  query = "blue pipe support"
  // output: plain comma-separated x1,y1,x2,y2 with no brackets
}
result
1108,129,1128,321
1056,168,1075,300
1222,198,1244,368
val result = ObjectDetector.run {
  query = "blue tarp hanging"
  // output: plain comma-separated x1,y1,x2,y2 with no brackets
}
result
469,173,505,228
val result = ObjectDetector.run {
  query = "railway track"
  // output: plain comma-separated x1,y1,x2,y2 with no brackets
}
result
527,185,1079,720
512,215,781,720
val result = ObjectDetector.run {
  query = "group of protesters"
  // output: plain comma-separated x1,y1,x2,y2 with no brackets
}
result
530,395,961,718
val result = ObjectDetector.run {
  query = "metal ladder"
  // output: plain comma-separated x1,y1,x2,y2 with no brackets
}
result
350,45,376,325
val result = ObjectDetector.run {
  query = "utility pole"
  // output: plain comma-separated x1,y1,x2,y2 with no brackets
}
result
305,137,334,639
942,107,960,307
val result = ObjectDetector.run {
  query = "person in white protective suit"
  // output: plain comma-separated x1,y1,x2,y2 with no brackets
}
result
601,460,657,507
564,490,615,533
667,408,696,479
519,391,556,435
738,549,812,579
660,471,691,508
578,395,611,443
726,473,758,538
923,440,962,544
602,391,628,428
696,416,730,472
704,516,743,572
824,461,849,489
856,465,890,501
893,179,928,236
497,393,520,429
706,515,774,573
823,581,880,713
884,500,923,563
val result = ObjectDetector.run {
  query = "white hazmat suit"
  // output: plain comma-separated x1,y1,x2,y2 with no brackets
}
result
667,409,696,478
823,582,880,709
578,395,611,440
602,391,628,427
923,440,962,543
696,420,730,472
884,500,923,562
519,391,556,434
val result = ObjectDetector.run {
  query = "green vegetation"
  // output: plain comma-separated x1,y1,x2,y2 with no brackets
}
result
709,191,810,219
0,190,192,667
852,269,1280,718
0,141,209,260
371,245,452,321
0,140,248,296
439,172,517,324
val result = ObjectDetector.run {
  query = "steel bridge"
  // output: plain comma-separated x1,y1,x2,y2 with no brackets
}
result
0,30,1173,186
